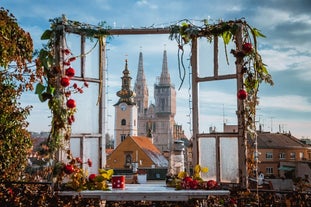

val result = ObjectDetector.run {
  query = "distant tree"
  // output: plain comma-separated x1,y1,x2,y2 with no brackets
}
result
105,133,114,149
0,8,37,181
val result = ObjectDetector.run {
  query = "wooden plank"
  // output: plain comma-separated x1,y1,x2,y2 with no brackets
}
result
57,184,230,201
196,74,237,82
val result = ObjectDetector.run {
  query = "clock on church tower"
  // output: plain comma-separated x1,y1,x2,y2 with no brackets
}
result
114,60,138,148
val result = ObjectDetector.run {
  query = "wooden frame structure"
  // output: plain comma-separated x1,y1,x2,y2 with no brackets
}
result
53,18,248,188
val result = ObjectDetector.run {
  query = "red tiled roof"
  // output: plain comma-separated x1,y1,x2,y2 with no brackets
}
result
131,136,168,167
257,132,310,149
106,148,114,155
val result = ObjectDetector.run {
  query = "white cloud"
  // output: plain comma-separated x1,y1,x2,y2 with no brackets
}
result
135,0,158,9
260,95,311,112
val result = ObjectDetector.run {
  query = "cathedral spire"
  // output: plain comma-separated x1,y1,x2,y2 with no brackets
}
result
159,49,171,85
134,50,149,115
136,51,146,84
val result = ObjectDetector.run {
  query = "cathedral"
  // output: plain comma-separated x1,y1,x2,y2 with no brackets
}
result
114,50,186,152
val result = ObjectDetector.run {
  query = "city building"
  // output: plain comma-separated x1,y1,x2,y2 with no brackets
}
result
224,124,311,179
134,50,186,152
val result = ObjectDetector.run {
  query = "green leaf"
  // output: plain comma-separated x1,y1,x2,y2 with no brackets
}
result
222,31,232,45
35,83,46,95
252,28,266,38
47,85,55,95
41,29,52,40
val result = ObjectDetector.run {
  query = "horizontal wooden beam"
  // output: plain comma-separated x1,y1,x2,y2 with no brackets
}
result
196,74,237,82
108,28,171,35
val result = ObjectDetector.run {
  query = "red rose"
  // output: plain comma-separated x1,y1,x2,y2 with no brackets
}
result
60,77,70,87
206,180,217,189
66,99,76,109
237,89,248,100
65,67,75,78
242,42,253,54
183,176,193,183
190,179,199,189
64,164,75,174
89,174,96,182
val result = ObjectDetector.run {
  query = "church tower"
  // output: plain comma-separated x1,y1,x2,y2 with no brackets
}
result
134,51,149,115
134,51,152,137
153,50,176,151
114,60,138,147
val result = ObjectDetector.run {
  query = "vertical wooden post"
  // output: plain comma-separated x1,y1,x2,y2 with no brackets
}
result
54,23,70,162
213,35,218,77
81,35,86,78
99,37,107,168
191,37,199,166
236,24,248,189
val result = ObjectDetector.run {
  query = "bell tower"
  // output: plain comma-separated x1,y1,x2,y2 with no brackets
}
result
114,60,138,147
153,49,176,151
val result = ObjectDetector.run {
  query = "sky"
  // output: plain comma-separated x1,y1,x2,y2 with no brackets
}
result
2,0,311,139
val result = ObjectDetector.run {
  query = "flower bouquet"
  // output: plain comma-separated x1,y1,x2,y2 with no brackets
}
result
167,164,218,190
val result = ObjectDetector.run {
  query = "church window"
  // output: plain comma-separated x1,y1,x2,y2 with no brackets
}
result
121,119,126,126
161,98,165,111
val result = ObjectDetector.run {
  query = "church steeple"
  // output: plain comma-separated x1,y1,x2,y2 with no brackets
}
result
115,59,136,106
154,49,176,116
159,50,171,86
114,59,138,147
134,51,149,115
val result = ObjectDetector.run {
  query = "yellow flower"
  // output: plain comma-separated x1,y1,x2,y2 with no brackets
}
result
177,171,187,179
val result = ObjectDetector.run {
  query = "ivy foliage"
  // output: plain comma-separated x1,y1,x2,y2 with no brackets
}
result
169,19,273,133
35,16,110,154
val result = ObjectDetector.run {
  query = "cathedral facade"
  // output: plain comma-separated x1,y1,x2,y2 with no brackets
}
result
114,50,185,152
134,50,177,152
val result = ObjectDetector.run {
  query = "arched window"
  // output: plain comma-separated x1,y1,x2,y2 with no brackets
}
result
121,119,126,126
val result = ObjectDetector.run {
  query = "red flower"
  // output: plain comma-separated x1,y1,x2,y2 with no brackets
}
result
62,48,71,55
7,187,13,196
66,99,76,109
206,180,217,189
65,91,71,97
87,159,92,167
237,89,248,100
60,77,70,87
73,83,78,89
76,157,82,164
89,174,96,182
64,164,75,174
84,81,89,88
78,88,84,94
65,67,75,78
242,42,253,54
68,57,76,62
63,61,70,66
190,179,199,189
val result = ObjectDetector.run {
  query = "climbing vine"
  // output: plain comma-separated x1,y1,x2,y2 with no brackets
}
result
169,19,273,136
168,19,274,179
35,16,110,155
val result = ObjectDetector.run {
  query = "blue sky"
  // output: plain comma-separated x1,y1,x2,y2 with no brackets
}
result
2,0,311,139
